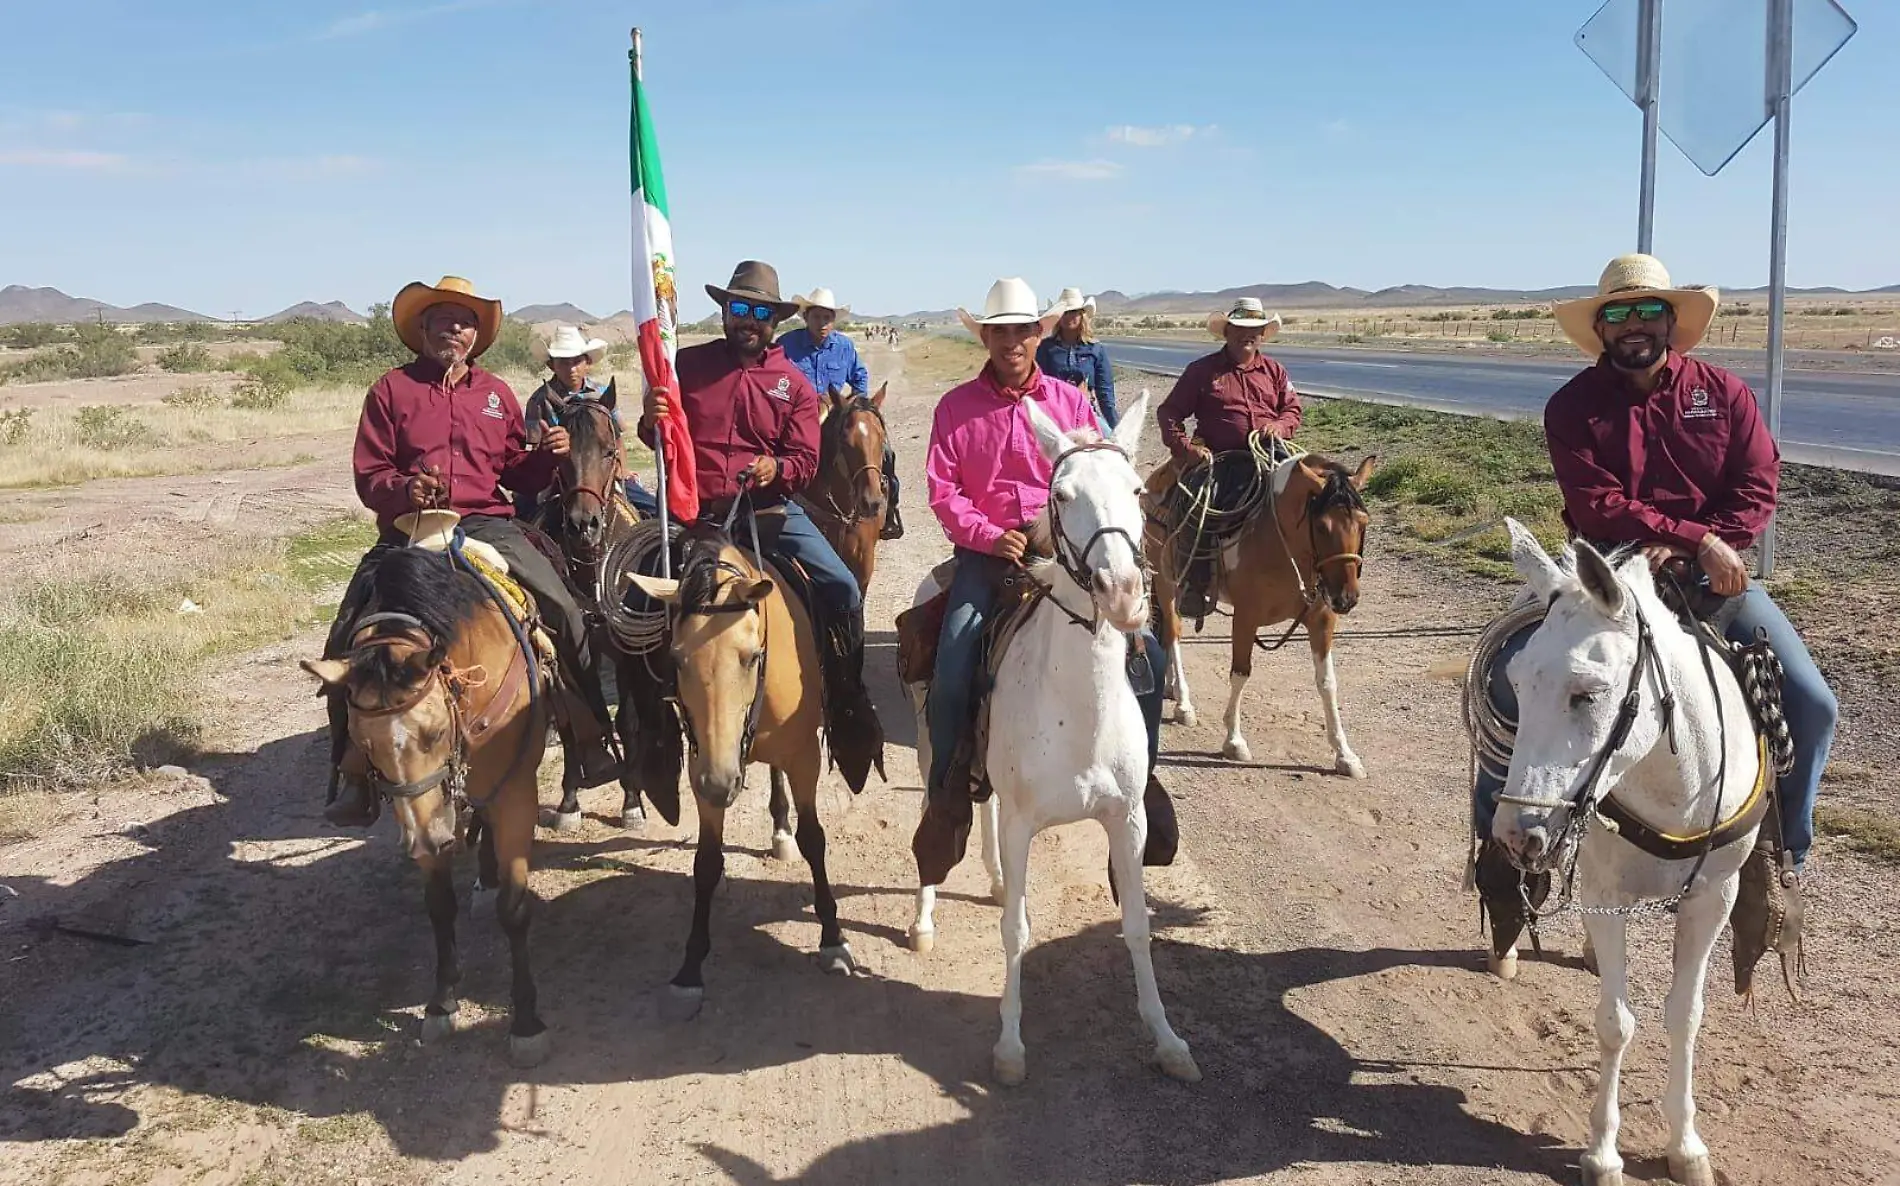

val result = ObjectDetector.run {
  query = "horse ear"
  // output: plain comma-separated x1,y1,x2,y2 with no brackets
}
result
1350,454,1379,490
740,578,775,605
301,658,352,691
872,382,887,409
623,573,681,603
600,377,618,412
1506,517,1565,601
1020,395,1070,463
1574,540,1626,618
1111,389,1149,460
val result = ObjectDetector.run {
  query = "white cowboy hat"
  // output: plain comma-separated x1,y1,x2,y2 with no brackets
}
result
1552,254,1720,360
534,324,609,365
957,277,1061,337
1042,287,1097,317
1207,296,1282,340
795,287,850,316
392,508,510,573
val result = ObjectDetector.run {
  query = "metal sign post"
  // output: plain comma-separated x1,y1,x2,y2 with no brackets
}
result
1635,0,1662,253
1758,0,1794,578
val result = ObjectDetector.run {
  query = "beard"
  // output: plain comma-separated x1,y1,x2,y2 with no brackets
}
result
1607,331,1663,370
428,340,469,368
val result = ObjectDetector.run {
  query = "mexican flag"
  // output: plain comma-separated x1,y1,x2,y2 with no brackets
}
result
629,36,698,522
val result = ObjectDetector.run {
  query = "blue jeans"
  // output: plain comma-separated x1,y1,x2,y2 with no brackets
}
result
768,501,861,618
1473,583,1836,867
926,548,1163,792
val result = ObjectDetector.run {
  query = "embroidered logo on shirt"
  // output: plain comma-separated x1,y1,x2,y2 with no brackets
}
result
481,390,506,420
1682,386,1720,421
770,376,791,401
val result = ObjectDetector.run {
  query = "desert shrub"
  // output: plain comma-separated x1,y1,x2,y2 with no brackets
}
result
157,342,214,372
1,323,67,349
163,384,224,409
232,373,293,410
73,405,151,449
0,408,32,446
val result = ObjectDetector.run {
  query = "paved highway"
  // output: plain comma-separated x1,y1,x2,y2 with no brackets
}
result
1103,337,1900,476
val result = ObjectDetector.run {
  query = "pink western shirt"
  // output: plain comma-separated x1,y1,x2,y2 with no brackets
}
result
925,366,1101,553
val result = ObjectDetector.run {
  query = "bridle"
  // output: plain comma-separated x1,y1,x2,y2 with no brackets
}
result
547,399,623,560
812,398,887,528
1259,463,1369,651
663,525,771,768
1040,439,1148,630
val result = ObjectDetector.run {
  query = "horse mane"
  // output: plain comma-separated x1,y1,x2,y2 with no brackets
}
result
675,524,747,610
1302,455,1367,517
353,547,492,672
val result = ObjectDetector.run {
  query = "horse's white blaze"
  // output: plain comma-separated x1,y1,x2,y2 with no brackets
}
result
1313,648,1365,778
1496,517,1760,1181
1220,671,1251,762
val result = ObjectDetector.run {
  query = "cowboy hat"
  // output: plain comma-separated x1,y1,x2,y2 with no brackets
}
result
535,324,608,366
1552,254,1720,359
392,276,503,360
795,287,850,317
705,260,800,320
957,277,1061,337
392,508,510,573
1042,287,1097,317
1207,296,1282,340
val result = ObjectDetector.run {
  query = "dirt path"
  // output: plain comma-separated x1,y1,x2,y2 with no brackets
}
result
4,342,1898,1186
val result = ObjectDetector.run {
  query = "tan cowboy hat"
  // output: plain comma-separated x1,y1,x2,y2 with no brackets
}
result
392,275,504,360
1042,287,1097,317
393,508,510,572
795,287,850,316
704,260,800,320
1207,296,1282,340
957,277,1061,337
1553,254,1720,359
534,323,608,365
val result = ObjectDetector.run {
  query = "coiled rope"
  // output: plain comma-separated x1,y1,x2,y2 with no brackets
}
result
596,518,676,657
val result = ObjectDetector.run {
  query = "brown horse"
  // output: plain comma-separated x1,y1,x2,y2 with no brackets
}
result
530,391,649,831
1146,450,1377,775
799,383,889,594
627,524,857,1020
301,546,553,1066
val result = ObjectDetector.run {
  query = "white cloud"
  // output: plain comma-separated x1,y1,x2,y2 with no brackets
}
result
317,0,504,40
0,149,130,170
1322,118,1353,139
1105,124,1216,148
1014,159,1124,182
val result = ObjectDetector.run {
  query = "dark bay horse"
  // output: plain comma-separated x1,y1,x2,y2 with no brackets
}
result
798,383,889,594
301,546,553,1066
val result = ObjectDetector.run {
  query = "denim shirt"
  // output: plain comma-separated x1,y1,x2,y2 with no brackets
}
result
777,327,871,398
1035,337,1118,427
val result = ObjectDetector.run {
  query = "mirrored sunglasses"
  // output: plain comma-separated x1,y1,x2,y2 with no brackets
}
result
727,300,776,322
1599,299,1672,325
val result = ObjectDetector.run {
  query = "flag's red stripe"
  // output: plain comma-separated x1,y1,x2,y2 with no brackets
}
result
637,319,698,522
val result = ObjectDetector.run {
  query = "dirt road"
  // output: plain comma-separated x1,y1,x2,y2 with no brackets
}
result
4,340,1897,1186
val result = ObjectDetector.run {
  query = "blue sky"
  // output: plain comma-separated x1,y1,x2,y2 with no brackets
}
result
1,0,1894,320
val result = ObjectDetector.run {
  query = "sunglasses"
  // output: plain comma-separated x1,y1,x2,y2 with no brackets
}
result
727,300,777,322
1598,299,1672,325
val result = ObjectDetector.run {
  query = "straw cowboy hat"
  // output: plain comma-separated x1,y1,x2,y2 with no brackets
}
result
1552,253,1720,359
957,277,1061,337
534,324,608,366
1207,296,1282,340
392,275,503,360
1042,287,1097,318
705,260,800,320
392,508,510,573
795,287,850,317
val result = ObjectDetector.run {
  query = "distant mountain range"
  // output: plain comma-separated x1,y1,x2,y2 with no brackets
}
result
0,284,213,325
509,302,601,324
260,300,365,324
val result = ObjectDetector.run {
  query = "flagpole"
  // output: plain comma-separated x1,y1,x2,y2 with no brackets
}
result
632,25,671,579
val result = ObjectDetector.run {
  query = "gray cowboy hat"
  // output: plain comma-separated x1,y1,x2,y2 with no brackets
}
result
705,260,801,320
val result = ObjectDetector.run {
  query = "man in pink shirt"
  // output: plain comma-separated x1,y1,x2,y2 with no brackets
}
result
924,278,1165,800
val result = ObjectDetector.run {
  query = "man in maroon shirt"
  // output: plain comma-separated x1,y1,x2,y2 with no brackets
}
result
1155,297,1303,618
640,261,883,792
322,276,620,826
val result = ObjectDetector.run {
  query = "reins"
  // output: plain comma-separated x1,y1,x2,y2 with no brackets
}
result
667,479,771,764
1032,438,1146,633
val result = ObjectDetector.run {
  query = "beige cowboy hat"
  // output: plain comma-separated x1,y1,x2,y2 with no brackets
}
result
1207,296,1282,340
393,508,510,572
704,260,801,320
1042,287,1097,317
1552,254,1720,359
957,277,1061,337
392,275,503,360
534,323,608,366
795,287,850,317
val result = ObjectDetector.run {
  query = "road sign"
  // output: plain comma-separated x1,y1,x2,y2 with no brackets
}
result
1577,0,1857,177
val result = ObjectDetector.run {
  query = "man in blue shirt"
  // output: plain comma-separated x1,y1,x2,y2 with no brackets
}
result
777,287,904,539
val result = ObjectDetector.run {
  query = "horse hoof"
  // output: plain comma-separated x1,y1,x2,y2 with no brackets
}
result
1578,1167,1624,1186
818,943,858,976
1154,1043,1202,1083
550,810,583,833
989,879,1007,906
1489,950,1519,981
771,833,798,863
1337,754,1368,780
1175,706,1198,728
1667,1154,1715,1186
419,1009,458,1044
1221,738,1252,763
661,984,706,1023
907,926,934,954
620,806,648,832
992,1047,1027,1086
508,1029,551,1069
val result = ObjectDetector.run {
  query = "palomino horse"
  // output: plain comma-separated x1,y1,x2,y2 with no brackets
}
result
301,546,554,1067
1494,520,1764,1186
530,391,649,831
627,524,858,1019
1147,449,1376,774
909,393,1199,1086
799,382,890,593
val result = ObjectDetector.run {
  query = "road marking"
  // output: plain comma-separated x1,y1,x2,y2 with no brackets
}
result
1307,360,1401,369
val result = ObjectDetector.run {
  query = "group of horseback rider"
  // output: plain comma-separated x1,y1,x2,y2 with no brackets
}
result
320,254,1838,918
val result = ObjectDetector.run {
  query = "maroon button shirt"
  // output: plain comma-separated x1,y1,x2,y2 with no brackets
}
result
1157,349,1303,461
353,360,555,531
1544,353,1779,553
640,339,819,507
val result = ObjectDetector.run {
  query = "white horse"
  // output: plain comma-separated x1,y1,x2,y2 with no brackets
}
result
906,393,1198,1086
1494,519,1762,1186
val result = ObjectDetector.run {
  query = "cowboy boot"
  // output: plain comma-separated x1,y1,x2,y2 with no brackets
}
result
824,616,886,794
1178,555,1214,621
557,690,622,790
1475,836,1550,961
880,463,905,541
322,688,380,827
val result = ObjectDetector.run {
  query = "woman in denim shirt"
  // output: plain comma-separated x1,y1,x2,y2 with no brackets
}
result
1035,287,1118,428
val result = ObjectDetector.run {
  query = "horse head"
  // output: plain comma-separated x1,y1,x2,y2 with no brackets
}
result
1493,517,1673,873
821,383,889,523
1288,454,1377,615
625,528,772,809
1023,390,1152,632
550,386,623,560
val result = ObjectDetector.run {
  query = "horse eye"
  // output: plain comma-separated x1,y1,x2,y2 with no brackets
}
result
1569,691,1601,710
